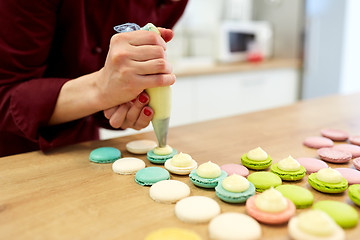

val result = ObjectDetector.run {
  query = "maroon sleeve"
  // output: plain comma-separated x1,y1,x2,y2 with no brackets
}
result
0,0,97,155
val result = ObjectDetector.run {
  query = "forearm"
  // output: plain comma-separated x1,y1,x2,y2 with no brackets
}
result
48,70,104,125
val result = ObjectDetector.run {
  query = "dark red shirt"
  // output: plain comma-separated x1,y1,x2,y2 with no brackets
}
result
0,0,188,157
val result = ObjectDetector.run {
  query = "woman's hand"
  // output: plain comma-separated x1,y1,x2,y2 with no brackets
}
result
95,28,175,110
104,92,153,130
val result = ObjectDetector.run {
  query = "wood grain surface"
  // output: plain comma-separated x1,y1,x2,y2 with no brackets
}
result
1,93,360,240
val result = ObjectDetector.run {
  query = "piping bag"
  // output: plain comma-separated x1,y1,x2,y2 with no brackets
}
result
114,23,171,147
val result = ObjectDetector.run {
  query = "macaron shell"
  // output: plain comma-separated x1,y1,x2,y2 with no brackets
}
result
333,144,360,158
164,159,197,175
220,163,249,177
313,200,359,228
189,169,228,188
317,147,352,163
270,163,306,181
288,215,345,240
296,157,328,174
247,171,282,192
135,167,170,186
308,172,348,193
275,185,314,209
112,157,146,174
145,228,201,240
303,136,334,149
349,136,360,146
175,196,221,223
246,195,296,225
348,184,360,207
353,157,360,171
241,153,272,170
320,128,349,141
89,147,121,163
215,181,256,203
334,168,360,185
208,213,262,240
149,180,190,203
147,148,178,164
126,140,157,154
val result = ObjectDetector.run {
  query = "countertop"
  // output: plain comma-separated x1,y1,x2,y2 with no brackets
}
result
1,92,360,239
174,58,301,77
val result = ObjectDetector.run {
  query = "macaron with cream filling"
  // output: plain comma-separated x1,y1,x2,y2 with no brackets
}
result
215,174,256,203
288,210,345,240
164,152,197,175
241,147,272,170
246,187,296,225
147,145,178,164
308,167,348,193
270,155,306,181
189,161,227,188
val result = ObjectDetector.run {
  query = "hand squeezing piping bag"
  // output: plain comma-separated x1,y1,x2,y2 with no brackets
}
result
113,23,171,147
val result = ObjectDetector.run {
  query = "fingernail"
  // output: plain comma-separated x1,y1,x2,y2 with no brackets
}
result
131,98,136,103
144,108,152,116
139,94,148,103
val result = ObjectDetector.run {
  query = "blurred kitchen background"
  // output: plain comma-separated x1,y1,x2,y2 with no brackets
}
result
101,0,360,139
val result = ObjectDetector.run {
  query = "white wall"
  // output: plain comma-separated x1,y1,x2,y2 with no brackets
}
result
340,0,360,94
302,0,360,99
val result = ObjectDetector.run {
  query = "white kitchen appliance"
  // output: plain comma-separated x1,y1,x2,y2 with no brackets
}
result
217,21,273,62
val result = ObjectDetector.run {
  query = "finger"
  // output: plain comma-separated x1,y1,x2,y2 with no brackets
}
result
109,103,131,129
137,73,176,89
133,58,172,75
128,31,167,50
104,106,118,119
123,92,150,126
158,28,174,42
129,45,166,61
132,106,153,130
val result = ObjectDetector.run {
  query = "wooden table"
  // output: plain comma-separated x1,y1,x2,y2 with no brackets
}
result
1,93,360,239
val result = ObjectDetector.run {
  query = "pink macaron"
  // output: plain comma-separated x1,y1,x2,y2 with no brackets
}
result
220,163,249,177
349,136,360,146
303,136,334,149
320,128,349,141
353,158,360,171
334,168,360,185
333,144,360,158
317,147,352,163
296,157,328,174
246,195,296,225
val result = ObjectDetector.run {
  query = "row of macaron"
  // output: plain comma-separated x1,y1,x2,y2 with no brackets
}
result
89,141,359,240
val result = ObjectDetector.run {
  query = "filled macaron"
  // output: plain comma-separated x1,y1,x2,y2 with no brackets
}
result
246,187,296,225
308,168,348,193
164,152,197,175
288,210,345,240
147,145,178,164
189,161,227,188
270,155,306,181
241,147,272,170
215,174,255,203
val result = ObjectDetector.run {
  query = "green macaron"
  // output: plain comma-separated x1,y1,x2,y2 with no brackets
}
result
275,185,314,209
313,200,359,228
348,184,360,207
270,163,306,181
241,153,272,170
147,148,178,164
308,172,348,194
89,147,121,163
135,167,170,186
247,171,282,192
189,169,227,188
215,180,256,203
